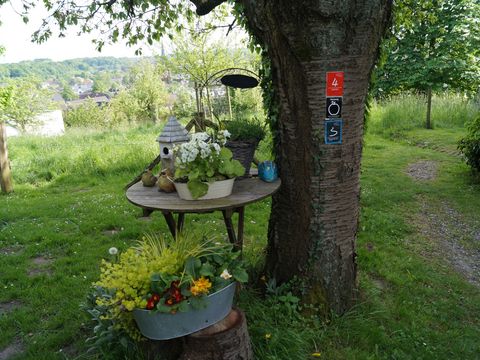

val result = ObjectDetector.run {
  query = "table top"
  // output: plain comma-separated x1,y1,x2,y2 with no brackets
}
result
126,178,281,212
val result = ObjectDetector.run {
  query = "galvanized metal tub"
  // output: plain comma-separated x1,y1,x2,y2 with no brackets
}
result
133,282,236,340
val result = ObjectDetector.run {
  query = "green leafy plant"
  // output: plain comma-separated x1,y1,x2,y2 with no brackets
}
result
85,232,247,344
458,114,480,173
173,131,245,198
224,117,266,142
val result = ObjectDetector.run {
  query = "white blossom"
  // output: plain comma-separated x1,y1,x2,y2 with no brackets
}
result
109,247,118,255
220,269,232,280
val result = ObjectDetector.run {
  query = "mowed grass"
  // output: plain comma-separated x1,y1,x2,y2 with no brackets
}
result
1,124,479,359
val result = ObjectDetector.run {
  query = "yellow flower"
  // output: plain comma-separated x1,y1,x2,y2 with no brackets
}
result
265,333,271,340
311,352,321,357
190,277,212,296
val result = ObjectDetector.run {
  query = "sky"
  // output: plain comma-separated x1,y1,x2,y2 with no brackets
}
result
0,2,151,64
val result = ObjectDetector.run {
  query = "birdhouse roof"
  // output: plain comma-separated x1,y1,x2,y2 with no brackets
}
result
156,116,190,143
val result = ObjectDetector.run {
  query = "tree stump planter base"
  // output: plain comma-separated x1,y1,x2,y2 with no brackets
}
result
179,307,253,360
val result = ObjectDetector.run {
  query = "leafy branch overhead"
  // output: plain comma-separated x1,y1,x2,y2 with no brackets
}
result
375,0,480,96
4,0,229,54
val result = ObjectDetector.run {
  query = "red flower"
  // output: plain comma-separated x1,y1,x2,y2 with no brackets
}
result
163,281,185,306
152,293,160,303
146,300,155,310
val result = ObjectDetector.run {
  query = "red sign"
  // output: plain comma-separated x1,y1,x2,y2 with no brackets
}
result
326,71,344,97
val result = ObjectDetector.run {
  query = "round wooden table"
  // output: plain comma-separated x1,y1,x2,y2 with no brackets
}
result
126,178,281,250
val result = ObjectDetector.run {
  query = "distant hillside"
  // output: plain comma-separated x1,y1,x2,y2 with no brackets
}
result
0,57,142,82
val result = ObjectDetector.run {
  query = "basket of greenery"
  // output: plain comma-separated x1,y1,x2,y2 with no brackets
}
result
173,131,245,200
85,232,248,342
223,118,266,178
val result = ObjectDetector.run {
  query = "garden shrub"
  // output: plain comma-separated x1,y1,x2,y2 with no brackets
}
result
64,99,113,128
458,114,480,172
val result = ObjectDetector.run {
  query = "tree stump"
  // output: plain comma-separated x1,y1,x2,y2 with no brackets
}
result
179,307,253,360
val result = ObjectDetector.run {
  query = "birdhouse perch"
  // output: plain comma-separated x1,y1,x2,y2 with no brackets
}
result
156,116,190,173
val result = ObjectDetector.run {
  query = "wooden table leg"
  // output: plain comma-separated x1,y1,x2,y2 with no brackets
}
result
177,213,185,232
142,208,154,217
222,209,237,247
236,207,244,251
162,211,177,239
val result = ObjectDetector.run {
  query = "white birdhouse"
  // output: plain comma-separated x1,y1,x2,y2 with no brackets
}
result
156,116,190,173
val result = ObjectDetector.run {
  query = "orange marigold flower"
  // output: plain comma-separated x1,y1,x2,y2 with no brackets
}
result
190,277,212,296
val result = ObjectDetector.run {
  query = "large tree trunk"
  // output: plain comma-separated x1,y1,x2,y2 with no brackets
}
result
241,0,392,314
0,122,13,194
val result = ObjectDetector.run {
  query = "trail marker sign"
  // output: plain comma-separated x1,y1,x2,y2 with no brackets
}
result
325,119,343,145
326,71,344,97
326,97,342,118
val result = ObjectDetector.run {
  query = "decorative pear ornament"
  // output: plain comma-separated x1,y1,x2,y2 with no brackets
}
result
158,168,176,193
141,170,157,187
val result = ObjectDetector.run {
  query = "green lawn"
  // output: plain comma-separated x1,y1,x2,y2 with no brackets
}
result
1,125,479,359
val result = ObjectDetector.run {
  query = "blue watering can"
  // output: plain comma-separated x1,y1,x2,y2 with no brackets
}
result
258,161,278,182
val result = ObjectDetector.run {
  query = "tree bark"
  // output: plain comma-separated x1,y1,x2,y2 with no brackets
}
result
426,87,433,129
0,122,13,194
179,308,253,360
241,0,392,314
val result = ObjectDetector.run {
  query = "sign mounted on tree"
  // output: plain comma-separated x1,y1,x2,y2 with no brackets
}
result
325,119,343,145
326,97,342,118
326,71,344,97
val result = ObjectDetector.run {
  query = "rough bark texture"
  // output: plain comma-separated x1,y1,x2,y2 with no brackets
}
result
179,308,253,360
0,122,13,194
241,0,392,314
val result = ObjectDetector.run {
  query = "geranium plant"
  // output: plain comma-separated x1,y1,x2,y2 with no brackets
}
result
173,131,245,199
85,232,247,343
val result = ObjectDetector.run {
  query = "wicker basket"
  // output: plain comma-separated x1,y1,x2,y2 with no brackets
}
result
225,140,258,178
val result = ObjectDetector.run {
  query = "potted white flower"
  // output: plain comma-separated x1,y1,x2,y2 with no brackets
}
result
173,131,245,200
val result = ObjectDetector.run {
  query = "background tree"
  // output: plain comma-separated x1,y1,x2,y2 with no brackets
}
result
92,72,112,93
164,29,250,121
120,61,170,123
9,0,392,314
0,76,54,193
1,77,54,132
374,0,480,129
0,44,13,193
61,81,78,100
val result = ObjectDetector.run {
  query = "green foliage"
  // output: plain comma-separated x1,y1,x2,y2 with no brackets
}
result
368,93,479,136
458,114,480,172
224,117,266,142
92,72,112,93
60,82,78,101
174,132,245,198
87,231,246,345
0,57,138,83
374,0,480,97
119,61,170,123
64,100,114,128
2,125,480,358
0,77,54,130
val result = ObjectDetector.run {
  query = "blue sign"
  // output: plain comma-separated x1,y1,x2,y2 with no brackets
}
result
325,119,342,144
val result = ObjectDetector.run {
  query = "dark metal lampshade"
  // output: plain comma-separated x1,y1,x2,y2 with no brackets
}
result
191,0,225,15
